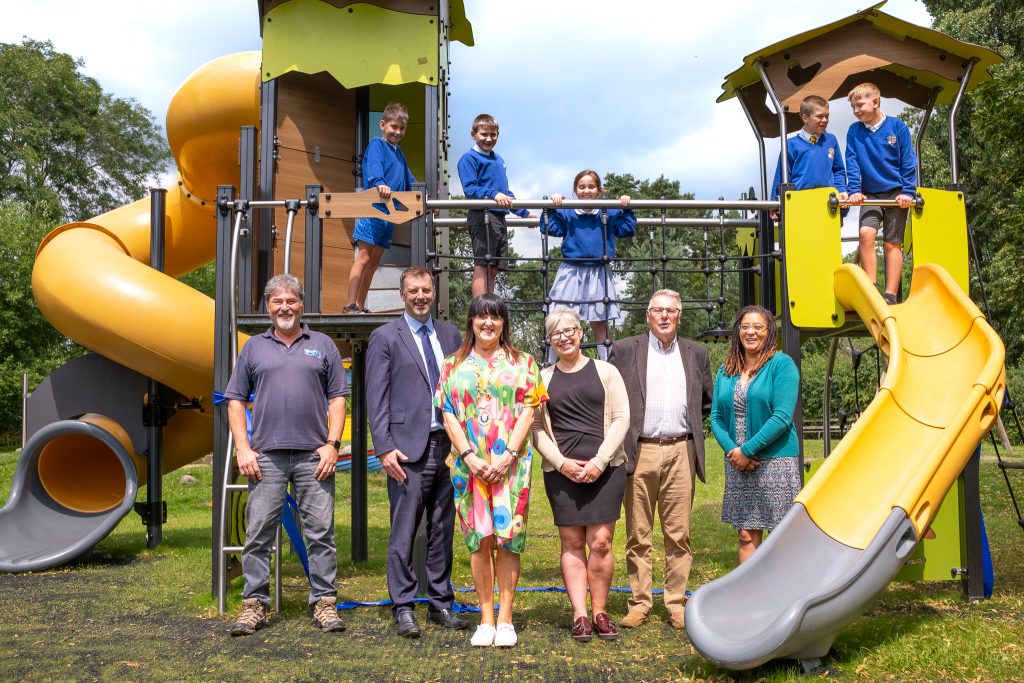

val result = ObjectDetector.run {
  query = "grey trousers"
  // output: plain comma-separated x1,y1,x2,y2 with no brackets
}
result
242,449,337,607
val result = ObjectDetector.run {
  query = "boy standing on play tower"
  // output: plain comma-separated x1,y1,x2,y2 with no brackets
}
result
345,102,416,314
845,82,918,305
457,113,532,298
769,95,848,219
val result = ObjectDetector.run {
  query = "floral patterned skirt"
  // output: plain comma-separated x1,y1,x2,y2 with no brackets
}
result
450,447,533,554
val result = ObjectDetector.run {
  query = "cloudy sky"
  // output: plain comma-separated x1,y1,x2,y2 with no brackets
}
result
3,0,932,232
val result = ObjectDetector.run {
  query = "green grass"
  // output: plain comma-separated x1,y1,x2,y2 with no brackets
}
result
1,442,1023,682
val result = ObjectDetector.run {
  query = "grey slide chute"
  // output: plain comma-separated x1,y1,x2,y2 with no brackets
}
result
0,419,138,572
685,504,919,670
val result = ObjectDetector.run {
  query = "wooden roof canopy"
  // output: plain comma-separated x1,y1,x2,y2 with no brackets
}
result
719,1,1003,138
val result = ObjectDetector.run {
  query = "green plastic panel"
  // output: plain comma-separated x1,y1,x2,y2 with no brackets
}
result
263,0,439,87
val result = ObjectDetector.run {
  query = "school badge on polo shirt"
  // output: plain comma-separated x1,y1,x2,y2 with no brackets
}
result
887,134,898,145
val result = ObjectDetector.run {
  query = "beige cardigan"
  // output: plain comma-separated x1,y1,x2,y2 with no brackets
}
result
532,358,630,473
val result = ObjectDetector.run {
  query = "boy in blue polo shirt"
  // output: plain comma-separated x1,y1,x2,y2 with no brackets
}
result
457,113,531,298
345,102,415,314
770,95,848,220
845,83,917,305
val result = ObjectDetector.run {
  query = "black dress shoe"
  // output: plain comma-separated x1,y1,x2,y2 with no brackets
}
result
395,608,421,638
428,607,469,630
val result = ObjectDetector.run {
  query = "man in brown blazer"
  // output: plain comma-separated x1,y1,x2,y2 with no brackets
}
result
609,288,713,630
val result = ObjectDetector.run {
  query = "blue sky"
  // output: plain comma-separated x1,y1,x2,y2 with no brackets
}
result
3,0,932,227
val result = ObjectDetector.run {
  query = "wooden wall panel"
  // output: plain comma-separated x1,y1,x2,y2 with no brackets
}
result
273,72,358,307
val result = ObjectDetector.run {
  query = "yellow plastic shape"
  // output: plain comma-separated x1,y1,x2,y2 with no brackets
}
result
909,188,969,292
263,0,439,87
782,187,844,328
32,52,261,498
797,263,1005,549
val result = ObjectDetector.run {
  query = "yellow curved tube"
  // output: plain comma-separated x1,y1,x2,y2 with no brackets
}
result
30,51,261,489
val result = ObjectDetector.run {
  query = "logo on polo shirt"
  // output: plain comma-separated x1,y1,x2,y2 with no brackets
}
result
827,147,835,159
304,349,323,359
887,135,897,146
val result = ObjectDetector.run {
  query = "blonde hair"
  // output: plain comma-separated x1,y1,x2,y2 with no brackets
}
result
847,82,880,102
472,113,498,133
544,307,582,337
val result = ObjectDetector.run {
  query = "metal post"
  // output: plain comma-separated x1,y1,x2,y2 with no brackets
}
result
351,340,369,562
914,90,939,188
239,126,258,313
737,91,769,202
304,184,324,312
21,373,28,448
143,188,169,549
776,214,804,478
823,337,840,456
257,80,278,308
961,446,985,601
949,59,977,185
756,60,788,184
410,182,429,268
212,185,236,598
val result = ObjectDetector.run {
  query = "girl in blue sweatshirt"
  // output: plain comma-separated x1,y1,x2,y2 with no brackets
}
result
541,170,635,359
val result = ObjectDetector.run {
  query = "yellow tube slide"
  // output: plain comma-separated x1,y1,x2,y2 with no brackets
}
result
29,52,261,509
797,263,1006,549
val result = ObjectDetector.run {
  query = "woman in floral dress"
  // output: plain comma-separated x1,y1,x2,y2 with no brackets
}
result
436,293,547,648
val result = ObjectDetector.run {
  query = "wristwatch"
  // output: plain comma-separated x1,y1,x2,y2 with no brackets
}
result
328,440,341,450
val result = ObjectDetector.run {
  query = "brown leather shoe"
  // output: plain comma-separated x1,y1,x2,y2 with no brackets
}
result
619,610,648,628
571,615,592,642
669,611,685,630
593,613,619,640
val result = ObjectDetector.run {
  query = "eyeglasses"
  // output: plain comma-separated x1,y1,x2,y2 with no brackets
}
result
648,307,680,317
739,324,767,332
548,327,580,341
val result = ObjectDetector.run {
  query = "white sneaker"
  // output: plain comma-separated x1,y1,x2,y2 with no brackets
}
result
493,622,517,647
471,623,496,647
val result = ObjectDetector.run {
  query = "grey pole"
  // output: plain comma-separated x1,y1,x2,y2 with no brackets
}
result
143,188,169,549
949,58,977,185
737,90,769,202
915,89,940,188
756,59,788,185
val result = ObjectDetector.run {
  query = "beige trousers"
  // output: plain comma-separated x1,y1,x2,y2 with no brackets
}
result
624,440,695,615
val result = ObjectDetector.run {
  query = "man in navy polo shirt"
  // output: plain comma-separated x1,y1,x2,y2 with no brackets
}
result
225,273,350,636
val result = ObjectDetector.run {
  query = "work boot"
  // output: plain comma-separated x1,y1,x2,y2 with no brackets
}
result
311,597,346,632
619,610,649,628
230,598,267,636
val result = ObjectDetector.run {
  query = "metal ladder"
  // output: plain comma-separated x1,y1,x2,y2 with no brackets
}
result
214,197,305,614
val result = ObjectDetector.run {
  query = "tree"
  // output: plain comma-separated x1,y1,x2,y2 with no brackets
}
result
0,39,170,221
0,39,171,439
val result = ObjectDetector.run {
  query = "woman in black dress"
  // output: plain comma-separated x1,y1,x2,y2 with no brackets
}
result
533,308,630,642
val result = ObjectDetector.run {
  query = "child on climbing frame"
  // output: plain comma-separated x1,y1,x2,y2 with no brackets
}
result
346,101,415,314
769,95,848,221
845,82,917,305
541,169,635,360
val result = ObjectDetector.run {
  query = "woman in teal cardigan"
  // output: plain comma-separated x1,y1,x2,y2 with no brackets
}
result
710,305,801,564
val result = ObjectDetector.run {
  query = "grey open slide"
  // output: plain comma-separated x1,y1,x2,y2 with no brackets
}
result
685,504,919,670
0,419,138,572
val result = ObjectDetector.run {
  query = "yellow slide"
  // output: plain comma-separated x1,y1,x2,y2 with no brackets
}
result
0,52,260,572
687,262,1005,669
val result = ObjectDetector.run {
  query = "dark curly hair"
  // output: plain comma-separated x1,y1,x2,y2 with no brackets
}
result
723,305,777,377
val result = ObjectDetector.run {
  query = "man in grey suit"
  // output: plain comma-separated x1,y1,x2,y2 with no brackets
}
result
366,266,467,638
609,288,713,631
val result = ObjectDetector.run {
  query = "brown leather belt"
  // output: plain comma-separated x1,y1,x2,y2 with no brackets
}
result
638,434,692,446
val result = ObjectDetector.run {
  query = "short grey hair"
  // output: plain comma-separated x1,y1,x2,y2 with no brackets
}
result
648,288,681,308
264,273,304,302
544,307,582,337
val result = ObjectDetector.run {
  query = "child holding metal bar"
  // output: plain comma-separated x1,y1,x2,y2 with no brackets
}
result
541,170,635,360
769,95,848,220
345,102,416,314
845,83,917,305
457,113,532,298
